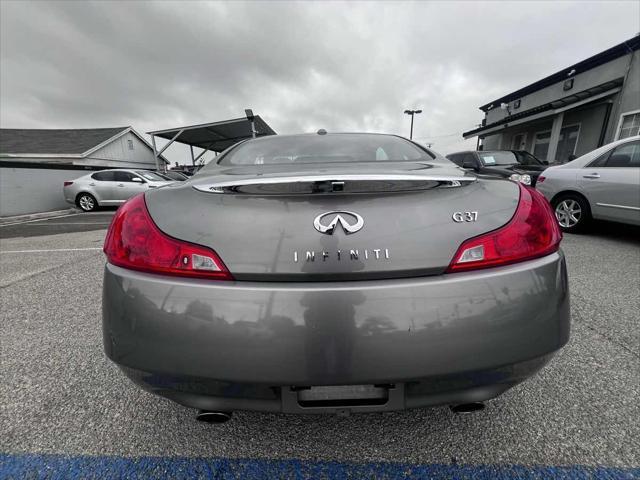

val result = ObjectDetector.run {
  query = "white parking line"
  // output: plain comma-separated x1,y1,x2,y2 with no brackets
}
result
0,213,83,227
13,223,111,226
0,212,114,228
0,247,103,254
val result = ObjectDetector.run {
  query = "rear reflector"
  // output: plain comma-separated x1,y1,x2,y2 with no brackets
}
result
63,181,73,186
103,194,232,280
446,184,561,273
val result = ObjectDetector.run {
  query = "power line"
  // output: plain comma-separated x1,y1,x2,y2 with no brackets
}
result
414,124,481,141
414,133,461,140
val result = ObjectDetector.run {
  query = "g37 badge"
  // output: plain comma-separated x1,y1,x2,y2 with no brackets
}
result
452,211,478,222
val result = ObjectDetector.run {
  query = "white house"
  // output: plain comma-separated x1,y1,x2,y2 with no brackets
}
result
0,126,167,168
0,126,168,216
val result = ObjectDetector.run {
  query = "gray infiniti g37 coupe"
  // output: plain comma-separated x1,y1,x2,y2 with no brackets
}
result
102,132,569,422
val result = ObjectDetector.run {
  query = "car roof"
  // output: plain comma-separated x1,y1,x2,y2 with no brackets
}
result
222,131,440,160
447,150,516,155
237,132,416,146
88,169,163,176
557,135,640,168
252,131,403,138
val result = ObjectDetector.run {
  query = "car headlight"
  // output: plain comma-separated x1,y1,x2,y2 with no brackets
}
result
509,173,531,185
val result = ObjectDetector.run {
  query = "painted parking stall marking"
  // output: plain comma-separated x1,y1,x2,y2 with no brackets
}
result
0,212,85,227
0,247,103,254
0,210,116,239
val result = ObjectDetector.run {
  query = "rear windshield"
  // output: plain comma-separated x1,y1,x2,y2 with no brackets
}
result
478,151,518,166
216,134,429,166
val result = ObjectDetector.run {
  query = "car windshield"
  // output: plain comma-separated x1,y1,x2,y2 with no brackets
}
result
216,134,428,166
136,171,167,181
477,151,518,166
514,151,544,166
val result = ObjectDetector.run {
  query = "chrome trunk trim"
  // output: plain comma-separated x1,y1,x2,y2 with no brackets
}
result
192,174,476,194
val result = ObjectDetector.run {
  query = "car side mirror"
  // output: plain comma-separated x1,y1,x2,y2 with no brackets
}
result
542,160,549,165
462,160,478,170
132,177,143,183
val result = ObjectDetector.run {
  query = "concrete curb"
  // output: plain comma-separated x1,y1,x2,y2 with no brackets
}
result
0,208,79,225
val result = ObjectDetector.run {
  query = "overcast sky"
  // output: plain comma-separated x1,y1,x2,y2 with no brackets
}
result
1,0,638,162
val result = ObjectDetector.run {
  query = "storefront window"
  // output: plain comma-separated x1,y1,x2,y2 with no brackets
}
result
532,124,580,162
556,124,580,162
532,131,550,159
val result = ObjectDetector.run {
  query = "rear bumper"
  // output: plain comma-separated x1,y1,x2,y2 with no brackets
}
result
103,252,570,413
535,182,555,202
63,189,75,205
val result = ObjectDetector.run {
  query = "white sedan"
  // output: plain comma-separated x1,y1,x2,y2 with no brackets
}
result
536,136,640,232
63,169,173,212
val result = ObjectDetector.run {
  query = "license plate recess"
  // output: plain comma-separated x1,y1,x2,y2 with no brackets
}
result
281,383,405,413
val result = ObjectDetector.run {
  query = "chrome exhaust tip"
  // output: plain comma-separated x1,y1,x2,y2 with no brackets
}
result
449,402,485,414
196,410,233,424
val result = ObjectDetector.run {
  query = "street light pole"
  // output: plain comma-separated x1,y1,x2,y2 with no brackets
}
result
409,114,414,140
403,109,422,139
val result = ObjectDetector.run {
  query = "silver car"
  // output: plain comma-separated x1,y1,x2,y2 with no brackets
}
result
64,169,173,212
102,133,569,423
536,136,640,232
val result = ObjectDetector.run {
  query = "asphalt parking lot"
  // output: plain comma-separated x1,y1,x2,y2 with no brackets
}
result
0,211,639,479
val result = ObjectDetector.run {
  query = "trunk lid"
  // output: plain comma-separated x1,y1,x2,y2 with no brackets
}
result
146,162,520,281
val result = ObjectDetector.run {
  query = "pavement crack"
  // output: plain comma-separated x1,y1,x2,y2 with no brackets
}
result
571,291,639,359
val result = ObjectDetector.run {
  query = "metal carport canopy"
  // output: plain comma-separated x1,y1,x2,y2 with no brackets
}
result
147,116,276,169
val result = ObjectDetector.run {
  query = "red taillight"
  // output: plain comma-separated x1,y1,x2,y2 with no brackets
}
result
537,175,546,184
446,184,561,273
63,181,73,187
103,194,232,280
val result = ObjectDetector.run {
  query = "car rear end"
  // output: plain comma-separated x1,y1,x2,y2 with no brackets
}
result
63,180,76,205
102,134,569,415
62,174,89,206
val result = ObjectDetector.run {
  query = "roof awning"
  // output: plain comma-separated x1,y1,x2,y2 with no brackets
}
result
148,116,276,153
463,78,624,139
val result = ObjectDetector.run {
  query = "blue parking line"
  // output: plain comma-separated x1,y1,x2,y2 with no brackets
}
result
0,453,638,479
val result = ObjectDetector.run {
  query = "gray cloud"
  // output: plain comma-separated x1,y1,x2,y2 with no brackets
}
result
1,0,638,161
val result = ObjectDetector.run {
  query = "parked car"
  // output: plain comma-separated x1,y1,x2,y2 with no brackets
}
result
63,169,173,212
159,170,189,181
102,132,569,422
182,165,205,176
536,136,640,232
168,165,201,177
153,172,172,181
446,150,548,186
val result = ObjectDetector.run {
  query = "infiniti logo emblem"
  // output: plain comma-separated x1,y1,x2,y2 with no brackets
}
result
313,211,364,235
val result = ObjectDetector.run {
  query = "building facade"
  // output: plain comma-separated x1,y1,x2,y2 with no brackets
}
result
463,35,640,163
